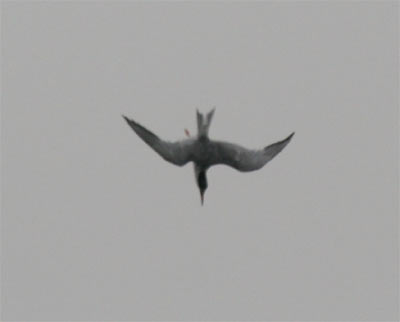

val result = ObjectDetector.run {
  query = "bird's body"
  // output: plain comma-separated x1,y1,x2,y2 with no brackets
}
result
123,109,294,204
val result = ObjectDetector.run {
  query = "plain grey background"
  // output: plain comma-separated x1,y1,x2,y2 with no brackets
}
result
1,1,398,321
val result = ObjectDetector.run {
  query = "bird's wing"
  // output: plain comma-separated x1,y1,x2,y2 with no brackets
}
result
211,132,294,172
123,115,195,166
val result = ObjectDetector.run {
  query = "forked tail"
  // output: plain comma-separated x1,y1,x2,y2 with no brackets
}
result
196,108,215,138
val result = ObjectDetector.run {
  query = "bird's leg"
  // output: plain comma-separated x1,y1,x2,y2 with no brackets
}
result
184,128,191,137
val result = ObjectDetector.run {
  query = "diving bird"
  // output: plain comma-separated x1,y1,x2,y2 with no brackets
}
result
122,109,294,205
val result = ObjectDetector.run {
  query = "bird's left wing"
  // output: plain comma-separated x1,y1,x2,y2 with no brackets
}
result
123,115,195,166
210,132,294,172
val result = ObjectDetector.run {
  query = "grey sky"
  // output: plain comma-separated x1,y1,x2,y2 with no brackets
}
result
1,2,398,321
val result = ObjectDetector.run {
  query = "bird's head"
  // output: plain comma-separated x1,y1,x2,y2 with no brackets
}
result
197,170,208,206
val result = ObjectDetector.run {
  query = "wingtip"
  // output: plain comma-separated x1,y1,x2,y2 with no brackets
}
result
287,132,295,140
122,114,137,125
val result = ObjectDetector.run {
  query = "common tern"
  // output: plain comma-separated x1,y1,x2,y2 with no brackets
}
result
123,109,294,205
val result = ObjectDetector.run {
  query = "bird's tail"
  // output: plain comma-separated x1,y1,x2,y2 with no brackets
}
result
196,107,215,138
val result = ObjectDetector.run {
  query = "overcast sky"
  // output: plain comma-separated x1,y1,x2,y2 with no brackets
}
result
2,2,398,321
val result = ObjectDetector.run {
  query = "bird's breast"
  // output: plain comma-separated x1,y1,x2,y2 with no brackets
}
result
192,140,215,166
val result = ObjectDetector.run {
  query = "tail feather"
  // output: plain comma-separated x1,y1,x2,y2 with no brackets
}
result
196,109,204,134
197,107,216,138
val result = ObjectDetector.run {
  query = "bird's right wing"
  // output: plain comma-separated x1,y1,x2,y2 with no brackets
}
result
123,115,195,166
211,132,294,172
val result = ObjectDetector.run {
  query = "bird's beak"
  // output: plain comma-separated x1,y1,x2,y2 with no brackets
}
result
200,191,204,206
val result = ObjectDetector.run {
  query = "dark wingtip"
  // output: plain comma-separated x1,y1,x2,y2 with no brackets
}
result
286,132,295,141
122,114,137,125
